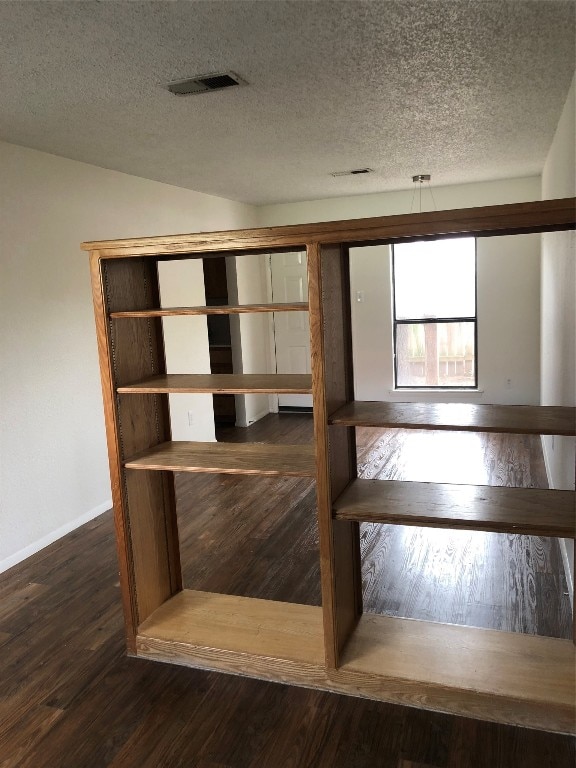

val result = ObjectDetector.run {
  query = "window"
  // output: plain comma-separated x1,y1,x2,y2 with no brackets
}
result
392,237,477,389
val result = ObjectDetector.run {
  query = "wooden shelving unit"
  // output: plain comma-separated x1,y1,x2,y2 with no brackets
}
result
83,197,576,736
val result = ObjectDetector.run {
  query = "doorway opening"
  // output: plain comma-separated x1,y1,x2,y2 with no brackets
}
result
203,256,236,426
268,251,312,413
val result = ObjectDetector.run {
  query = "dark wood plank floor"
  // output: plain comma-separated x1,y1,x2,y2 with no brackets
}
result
0,414,573,767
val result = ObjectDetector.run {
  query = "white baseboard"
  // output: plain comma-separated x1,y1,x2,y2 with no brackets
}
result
540,436,574,611
559,539,574,607
247,406,273,425
541,434,554,489
236,406,271,428
0,499,112,575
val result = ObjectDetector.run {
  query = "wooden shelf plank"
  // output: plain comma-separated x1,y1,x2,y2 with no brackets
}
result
338,613,575,735
333,479,575,538
329,401,576,436
125,441,316,476
138,590,325,665
110,302,308,318
136,590,575,735
118,373,312,394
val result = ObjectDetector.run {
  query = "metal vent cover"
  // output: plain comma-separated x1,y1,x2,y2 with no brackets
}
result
331,168,374,177
165,71,246,96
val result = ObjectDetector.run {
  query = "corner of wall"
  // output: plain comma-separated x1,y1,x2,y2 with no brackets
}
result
540,73,576,609
0,500,112,575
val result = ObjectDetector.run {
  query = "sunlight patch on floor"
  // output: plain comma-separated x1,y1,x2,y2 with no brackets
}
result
398,430,488,484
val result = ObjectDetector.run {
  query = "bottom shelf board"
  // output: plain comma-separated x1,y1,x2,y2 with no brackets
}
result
136,590,575,735
138,590,324,665
338,613,575,735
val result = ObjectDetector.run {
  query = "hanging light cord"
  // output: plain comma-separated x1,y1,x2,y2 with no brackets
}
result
410,174,437,213
426,179,438,211
410,182,418,213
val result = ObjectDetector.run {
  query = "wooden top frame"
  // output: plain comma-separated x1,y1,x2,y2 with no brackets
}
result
82,198,576,258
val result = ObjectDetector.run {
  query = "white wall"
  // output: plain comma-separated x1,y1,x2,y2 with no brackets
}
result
348,233,540,405
540,75,576,595
258,176,542,405
228,253,274,426
159,263,214,443
0,141,255,573
257,176,541,227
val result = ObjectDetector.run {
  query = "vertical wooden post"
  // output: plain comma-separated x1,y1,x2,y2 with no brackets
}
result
90,253,182,652
308,242,362,668
424,323,439,386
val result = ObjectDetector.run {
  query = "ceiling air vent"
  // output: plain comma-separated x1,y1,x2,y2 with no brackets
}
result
331,168,374,177
165,72,246,96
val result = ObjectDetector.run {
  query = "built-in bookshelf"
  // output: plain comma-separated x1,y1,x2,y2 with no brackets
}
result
83,197,576,735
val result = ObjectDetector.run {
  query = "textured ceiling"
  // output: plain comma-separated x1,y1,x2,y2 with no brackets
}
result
1,1,574,205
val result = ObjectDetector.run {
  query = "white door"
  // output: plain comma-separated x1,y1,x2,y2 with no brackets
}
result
270,251,312,409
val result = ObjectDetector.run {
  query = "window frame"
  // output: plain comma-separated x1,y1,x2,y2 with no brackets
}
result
391,238,479,390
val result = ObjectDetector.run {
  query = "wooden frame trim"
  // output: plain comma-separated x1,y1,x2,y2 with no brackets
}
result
89,251,139,650
89,252,184,649
308,243,362,668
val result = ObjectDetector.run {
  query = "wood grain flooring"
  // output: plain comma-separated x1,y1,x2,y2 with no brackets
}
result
354,427,572,637
0,414,574,767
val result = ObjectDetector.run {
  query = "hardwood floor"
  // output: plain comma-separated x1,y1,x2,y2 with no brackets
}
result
0,414,573,767
354,427,571,637
184,416,571,638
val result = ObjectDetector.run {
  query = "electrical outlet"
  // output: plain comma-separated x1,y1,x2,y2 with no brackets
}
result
505,378,512,389
187,411,194,427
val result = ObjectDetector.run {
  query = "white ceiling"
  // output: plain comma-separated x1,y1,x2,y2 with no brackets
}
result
1,1,574,205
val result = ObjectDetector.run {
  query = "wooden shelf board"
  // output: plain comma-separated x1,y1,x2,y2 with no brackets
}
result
329,401,576,436
125,440,316,476
110,302,308,318
333,479,576,538
118,373,312,394
136,590,575,735
138,590,325,665
337,613,575,735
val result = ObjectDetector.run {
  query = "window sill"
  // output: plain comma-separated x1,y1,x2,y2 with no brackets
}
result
387,389,485,400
